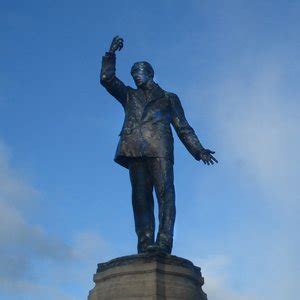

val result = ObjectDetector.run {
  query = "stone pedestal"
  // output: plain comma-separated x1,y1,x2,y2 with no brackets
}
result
88,252,207,300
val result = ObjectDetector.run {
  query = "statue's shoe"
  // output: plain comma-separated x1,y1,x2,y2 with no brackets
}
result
145,244,160,253
137,233,154,253
146,243,171,254
155,233,173,254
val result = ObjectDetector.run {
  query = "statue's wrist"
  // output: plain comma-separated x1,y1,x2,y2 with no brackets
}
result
195,150,202,160
195,147,205,160
106,51,116,56
199,146,205,153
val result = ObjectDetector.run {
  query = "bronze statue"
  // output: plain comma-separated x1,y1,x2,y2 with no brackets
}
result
100,36,218,254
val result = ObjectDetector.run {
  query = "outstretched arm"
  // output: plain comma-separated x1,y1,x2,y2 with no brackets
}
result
170,93,218,165
100,36,127,107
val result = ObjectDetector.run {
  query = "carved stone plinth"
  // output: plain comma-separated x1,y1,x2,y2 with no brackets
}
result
88,252,207,300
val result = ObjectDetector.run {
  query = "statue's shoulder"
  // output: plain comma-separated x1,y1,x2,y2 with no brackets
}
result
125,86,137,97
157,86,175,98
127,86,144,96
127,86,136,91
164,91,180,102
126,86,136,92
165,91,177,97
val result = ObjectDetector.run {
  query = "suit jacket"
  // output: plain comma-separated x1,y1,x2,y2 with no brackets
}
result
100,52,204,169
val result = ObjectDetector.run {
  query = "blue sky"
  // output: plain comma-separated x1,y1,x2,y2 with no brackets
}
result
0,1,299,299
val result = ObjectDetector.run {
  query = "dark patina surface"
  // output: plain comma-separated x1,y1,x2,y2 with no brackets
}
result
100,36,218,255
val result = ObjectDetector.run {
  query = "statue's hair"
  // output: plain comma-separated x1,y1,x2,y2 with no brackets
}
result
131,61,154,78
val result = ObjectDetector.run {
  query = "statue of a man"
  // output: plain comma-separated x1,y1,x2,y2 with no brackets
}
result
100,36,218,254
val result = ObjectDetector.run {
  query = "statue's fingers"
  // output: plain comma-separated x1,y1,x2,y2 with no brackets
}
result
207,149,215,154
211,156,218,163
118,44,123,51
202,160,207,165
209,159,214,165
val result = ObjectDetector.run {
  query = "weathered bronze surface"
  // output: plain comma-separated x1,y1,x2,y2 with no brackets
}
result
100,36,217,254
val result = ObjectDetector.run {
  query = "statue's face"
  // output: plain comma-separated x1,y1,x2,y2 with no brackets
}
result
131,68,152,88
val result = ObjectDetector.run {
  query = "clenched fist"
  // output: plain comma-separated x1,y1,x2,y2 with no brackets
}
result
108,36,124,54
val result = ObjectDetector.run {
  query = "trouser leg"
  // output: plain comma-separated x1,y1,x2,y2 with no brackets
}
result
148,157,176,253
129,158,155,253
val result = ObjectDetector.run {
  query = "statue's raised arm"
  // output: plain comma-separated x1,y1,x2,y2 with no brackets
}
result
100,36,127,107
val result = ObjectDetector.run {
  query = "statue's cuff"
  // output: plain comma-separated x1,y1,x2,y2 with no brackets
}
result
195,151,201,161
195,148,205,161
105,51,116,57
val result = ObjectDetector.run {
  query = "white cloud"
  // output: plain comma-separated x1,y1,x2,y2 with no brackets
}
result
72,231,109,261
0,140,110,299
193,255,256,300
185,51,300,300
47,230,112,290
0,141,38,208
1,279,75,300
211,60,300,207
0,140,75,297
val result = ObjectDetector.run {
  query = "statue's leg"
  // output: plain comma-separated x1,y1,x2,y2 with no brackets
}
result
149,158,176,254
129,158,155,253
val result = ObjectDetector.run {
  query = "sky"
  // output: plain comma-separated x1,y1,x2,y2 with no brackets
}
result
0,0,299,299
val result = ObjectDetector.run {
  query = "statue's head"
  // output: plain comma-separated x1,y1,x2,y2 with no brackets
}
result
131,61,154,88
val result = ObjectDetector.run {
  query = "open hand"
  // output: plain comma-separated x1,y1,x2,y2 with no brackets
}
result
198,148,218,165
109,36,124,53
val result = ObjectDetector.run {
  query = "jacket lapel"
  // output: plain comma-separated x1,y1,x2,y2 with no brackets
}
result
134,84,165,120
135,84,165,105
146,84,165,104
135,88,146,105
140,84,165,120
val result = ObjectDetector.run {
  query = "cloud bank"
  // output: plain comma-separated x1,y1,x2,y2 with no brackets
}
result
187,51,299,300
0,140,109,300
